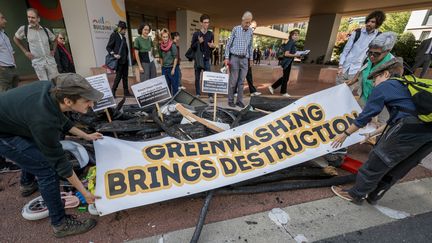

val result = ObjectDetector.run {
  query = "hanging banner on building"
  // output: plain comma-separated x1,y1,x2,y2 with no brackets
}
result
85,0,127,67
202,71,229,94
94,84,373,216
86,74,116,111
131,76,172,108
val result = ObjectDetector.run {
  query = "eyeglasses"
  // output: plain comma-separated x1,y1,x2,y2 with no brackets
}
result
367,50,384,58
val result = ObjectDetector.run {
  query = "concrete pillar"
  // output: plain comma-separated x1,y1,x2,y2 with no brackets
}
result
304,14,341,64
59,0,97,76
176,9,202,62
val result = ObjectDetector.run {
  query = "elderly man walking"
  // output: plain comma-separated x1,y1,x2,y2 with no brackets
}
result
224,11,254,108
14,8,58,80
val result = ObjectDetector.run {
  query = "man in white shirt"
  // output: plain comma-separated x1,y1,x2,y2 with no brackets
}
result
337,10,386,85
14,8,58,81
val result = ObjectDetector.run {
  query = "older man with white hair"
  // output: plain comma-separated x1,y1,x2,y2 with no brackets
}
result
224,11,254,108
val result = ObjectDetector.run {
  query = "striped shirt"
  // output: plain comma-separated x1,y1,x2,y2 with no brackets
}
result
224,25,253,60
0,30,15,67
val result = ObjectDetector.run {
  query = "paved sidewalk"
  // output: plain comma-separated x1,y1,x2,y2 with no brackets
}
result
132,176,432,243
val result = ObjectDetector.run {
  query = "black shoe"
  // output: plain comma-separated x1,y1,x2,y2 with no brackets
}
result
53,215,97,238
124,90,133,97
228,101,235,107
0,161,21,173
20,181,38,197
236,101,245,108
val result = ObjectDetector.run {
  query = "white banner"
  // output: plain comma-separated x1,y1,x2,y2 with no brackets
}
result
94,84,373,215
86,74,116,111
85,0,127,67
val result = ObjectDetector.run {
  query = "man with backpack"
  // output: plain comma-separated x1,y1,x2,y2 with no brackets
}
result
14,8,58,81
337,10,386,85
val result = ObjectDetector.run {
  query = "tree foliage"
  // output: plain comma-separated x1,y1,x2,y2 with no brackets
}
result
379,12,411,35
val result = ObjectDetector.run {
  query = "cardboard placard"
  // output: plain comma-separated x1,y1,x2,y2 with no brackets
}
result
202,71,229,94
131,76,172,108
86,74,116,112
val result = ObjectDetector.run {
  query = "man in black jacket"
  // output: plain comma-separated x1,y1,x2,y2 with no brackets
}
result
106,21,130,97
0,73,103,238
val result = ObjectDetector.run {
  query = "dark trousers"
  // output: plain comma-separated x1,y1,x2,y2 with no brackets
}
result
235,66,257,94
162,66,178,96
412,54,431,78
271,62,292,94
112,63,129,92
194,59,211,96
0,136,65,226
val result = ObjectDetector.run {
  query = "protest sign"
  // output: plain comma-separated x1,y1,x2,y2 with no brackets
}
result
131,76,172,108
86,74,116,112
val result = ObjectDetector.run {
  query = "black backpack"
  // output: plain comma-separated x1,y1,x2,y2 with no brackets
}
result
352,28,382,45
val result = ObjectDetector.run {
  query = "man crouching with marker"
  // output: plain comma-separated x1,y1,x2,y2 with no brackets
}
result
0,73,103,238
330,57,432,205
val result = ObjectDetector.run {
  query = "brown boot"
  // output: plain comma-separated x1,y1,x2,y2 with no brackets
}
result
53,215,97,238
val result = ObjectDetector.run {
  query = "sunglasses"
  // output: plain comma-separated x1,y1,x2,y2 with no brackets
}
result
367,50,385,58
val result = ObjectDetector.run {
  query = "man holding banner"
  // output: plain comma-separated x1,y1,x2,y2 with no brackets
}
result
0,73,104,238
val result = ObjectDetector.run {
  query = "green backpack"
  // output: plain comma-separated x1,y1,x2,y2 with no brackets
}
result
395,75,432,123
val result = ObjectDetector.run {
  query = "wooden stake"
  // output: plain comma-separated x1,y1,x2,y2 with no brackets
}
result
155,102,164,122
175,103,224,133
213,94,217,121
104,109,118,138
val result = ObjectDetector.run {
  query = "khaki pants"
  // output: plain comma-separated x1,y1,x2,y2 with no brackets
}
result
0,67,19,92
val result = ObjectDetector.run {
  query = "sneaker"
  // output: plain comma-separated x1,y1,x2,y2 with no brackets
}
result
236,101,246,108
53,215,97,238
268,86,274,95
209,96,214,103
282,93,291,97
228,101,235,107
251,91,262,96
0,161,21,173
20,181,39,197
234,93,238,97
196,94,200,98
180,86,186,90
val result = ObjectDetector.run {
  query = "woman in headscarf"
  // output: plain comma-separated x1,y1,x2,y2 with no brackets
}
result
54,32,75,73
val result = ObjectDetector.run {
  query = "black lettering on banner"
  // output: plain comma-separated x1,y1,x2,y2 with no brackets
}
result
184,143,198,156
323,123,337,139
166,142,184,158
219,158,238,176
299,130,318,146
182,161,201,182
346,112,358,125
271,140,291,160
201,160,217,179
281,114,298,130
258,146,276,163
308,104,324,121
292,108,311,128
209,140,226,154
148,166,162,188
311,125,328,142
161,164,181,186
247,152,265,168
268,119,289,136
286,135,303,153
332,118,349,134
128,169,148,193
255,128,272,143
107,172,127,197
244,134,261,150
144,145,165,161
197,142,211,155
235,155,253,171
225,137,242,152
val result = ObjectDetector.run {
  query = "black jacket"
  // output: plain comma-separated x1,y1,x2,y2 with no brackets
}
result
54,44,75,73
106,32,129,64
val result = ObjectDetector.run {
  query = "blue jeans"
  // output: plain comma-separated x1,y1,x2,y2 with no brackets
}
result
0,136,65,226
162,66,178,96
174,64,182,87
194,59,211,96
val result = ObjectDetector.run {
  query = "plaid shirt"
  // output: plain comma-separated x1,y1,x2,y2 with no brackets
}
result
224,25,253,60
